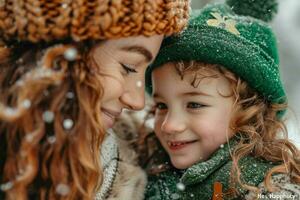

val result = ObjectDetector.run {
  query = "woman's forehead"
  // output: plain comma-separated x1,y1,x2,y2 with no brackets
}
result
104,35,163,48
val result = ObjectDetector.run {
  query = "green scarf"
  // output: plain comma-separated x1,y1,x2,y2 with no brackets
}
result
145,138,275,200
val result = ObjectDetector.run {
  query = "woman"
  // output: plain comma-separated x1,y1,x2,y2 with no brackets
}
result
0,1,190,199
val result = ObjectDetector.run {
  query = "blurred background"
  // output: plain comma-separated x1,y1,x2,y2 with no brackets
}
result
191,0,300,146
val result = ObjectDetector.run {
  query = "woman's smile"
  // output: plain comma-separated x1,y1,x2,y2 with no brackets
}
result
101,108,121,128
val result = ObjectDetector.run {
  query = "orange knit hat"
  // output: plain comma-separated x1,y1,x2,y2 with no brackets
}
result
0,0,190,43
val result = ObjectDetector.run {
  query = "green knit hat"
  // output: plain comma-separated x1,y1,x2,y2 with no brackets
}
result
146,0,287,107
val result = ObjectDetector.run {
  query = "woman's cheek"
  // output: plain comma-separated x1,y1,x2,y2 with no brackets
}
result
125,71,145,89
101,75,124,102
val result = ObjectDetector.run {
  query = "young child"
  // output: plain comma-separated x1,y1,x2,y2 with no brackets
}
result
142,0,300,199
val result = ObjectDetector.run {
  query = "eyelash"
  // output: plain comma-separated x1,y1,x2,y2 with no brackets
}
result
155,102,206,111
155,102,167,110
121,63,137,74
187,102,205,109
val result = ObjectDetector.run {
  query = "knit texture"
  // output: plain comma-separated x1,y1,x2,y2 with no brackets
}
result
146,2,286,107
226,0,278,22
0,0,190,42
145,138,275,200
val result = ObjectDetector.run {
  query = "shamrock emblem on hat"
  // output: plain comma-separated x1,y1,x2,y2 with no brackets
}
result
207,12,240,35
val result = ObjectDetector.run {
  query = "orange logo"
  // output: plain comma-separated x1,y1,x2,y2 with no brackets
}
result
212,182,236,200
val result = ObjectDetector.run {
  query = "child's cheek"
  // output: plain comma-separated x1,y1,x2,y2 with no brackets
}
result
154,117,173,153
154,116,162,134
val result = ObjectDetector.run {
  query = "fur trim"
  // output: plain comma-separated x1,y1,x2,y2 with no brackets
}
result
101,96,153,200
105,134,147,200
106,161,147,200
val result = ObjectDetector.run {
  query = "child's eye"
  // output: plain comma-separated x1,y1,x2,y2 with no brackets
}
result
155,102,167,110
121,63,137,75
187,102,205,109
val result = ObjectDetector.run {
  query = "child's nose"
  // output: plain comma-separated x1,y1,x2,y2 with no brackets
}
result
161,112,187,135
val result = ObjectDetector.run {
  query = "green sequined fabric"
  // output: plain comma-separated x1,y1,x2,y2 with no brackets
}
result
145,138,275,200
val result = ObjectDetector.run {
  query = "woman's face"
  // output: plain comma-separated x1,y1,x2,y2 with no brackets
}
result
92,35,163,129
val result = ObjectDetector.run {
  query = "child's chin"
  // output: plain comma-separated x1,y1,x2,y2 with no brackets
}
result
171,158,195,170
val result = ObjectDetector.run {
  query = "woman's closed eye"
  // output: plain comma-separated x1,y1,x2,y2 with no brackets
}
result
121,63,138,75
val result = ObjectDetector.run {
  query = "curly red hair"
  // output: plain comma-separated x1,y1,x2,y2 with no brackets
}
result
177,61,300,194
0,42,105,199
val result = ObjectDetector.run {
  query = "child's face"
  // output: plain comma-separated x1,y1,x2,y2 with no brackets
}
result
152,63,235,169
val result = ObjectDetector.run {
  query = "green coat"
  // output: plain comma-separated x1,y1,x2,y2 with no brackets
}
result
145,139,275,200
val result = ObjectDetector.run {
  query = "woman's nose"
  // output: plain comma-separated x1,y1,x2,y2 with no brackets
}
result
120,83,145,110
161,112,186,135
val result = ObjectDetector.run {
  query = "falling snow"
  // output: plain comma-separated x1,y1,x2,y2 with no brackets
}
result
64,48,78,61
47,136,56,144
0,181,13,191
176,182,186,191
55,183,70,196
22,99,31,109
63,119,74,130
42,111,54,123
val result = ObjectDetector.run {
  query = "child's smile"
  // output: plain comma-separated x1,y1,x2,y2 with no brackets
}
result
152,63,235,169
167,140,199,151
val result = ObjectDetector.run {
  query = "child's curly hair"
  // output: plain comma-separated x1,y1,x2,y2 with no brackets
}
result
141,60,300,195
0,41,105,200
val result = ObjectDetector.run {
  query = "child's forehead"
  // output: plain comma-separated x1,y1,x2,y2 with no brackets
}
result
174,61,221,75
153,62,222,82
153,62,230,91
